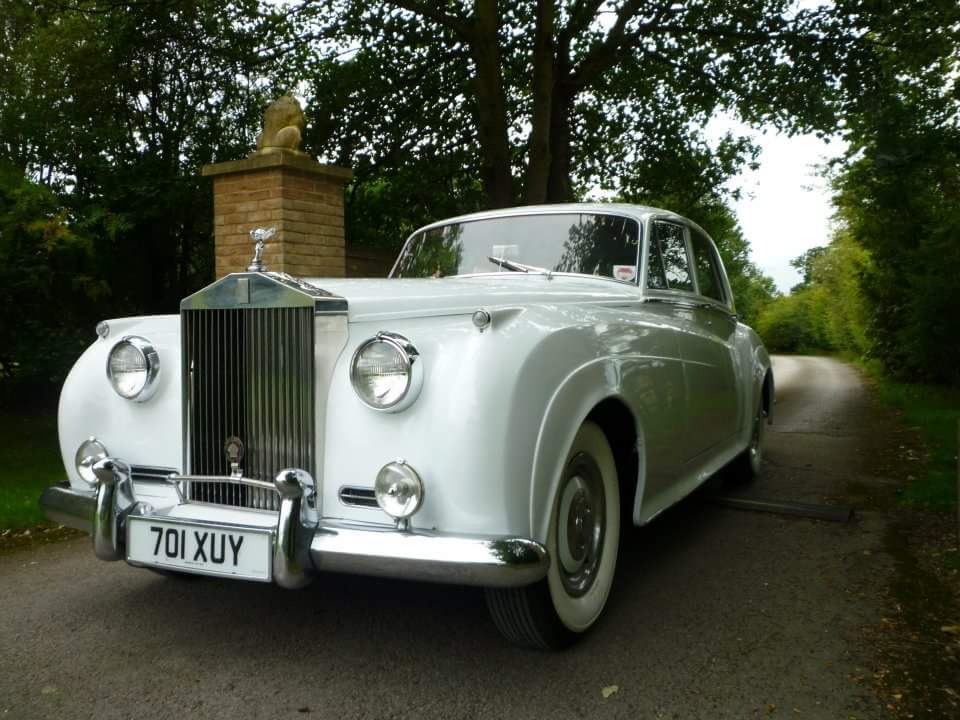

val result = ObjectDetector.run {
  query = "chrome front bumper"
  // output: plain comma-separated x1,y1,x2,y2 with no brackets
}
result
40,461,549,589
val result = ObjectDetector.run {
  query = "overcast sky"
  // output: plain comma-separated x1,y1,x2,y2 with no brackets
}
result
707,116,846,292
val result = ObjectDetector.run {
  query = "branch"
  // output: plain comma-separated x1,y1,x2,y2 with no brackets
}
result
567,0,657,90
570,9,825,91
559,0,606,44
382,0,471,41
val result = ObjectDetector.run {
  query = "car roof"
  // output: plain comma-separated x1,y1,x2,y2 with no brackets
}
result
414,203,688,233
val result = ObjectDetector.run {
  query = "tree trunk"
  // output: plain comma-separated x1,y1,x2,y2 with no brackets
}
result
522,0,555,204
469,0,514,208
545,83,574,202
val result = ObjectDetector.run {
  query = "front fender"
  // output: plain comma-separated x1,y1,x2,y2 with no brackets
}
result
528,358,643,544
58,316,182,489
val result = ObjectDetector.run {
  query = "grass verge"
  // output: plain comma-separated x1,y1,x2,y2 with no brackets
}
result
0,411,63,528
855,357,959,512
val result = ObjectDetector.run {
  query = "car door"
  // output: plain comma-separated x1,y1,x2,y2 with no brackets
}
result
686,226,740,450
643,218,735,460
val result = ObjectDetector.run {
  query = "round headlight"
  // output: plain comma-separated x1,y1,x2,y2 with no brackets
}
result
75,437,107,486
374,461,424,519
107,336,159,401
350,332,423,411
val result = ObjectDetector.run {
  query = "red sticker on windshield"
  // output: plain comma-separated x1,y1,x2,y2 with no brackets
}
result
613,265,637,282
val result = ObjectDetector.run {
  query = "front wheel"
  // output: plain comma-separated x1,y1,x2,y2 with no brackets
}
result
486,421,620,649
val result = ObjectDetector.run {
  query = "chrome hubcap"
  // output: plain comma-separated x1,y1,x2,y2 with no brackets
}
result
556,452,605,597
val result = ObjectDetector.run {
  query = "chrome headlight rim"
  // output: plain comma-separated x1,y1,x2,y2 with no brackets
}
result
75,437,108,487
106,335,160,402
349,331,423,412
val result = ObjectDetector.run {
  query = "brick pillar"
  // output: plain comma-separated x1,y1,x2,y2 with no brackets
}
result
202,150,352,279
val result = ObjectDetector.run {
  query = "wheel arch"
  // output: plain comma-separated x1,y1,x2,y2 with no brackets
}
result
528,358,645,543
586,398,642,527
762,368,774,423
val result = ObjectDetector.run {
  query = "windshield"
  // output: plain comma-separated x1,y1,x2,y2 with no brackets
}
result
392,212,641,282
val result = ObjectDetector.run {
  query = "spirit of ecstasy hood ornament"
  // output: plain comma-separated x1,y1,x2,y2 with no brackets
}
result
247,226,276,272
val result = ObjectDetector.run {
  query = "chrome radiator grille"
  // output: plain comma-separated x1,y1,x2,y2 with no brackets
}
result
181,307,314,510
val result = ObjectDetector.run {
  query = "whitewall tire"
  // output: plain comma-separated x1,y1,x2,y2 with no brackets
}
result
486,420,620,649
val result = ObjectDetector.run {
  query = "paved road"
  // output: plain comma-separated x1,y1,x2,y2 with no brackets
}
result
1,356,899,719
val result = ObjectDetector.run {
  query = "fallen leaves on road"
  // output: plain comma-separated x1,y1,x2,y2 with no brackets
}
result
601,685,619,699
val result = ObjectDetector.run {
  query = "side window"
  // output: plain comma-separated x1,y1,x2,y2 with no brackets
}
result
649,221,694,292
645,232,668,290
689,230,726,303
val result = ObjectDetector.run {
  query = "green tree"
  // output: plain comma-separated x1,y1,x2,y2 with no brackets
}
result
288,0,946,209
789,246,828,292
829,0,960,383
0,163,107,402
0,0,288,397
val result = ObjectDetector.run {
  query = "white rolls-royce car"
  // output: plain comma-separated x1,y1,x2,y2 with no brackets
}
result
42,203,772,649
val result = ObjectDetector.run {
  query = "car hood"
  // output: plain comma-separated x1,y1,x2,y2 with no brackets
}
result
304,274,640,322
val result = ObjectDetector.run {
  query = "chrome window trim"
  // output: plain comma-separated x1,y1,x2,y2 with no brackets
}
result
642,294,737,319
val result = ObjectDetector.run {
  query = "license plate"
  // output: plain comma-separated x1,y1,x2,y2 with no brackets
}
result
127,517,272,582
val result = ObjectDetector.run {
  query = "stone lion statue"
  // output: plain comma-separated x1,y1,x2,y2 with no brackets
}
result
255,95,306,154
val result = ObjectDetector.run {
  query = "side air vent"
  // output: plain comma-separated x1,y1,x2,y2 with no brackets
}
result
339,486,378,508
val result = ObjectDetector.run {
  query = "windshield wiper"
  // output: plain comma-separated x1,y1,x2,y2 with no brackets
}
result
487,256,550,274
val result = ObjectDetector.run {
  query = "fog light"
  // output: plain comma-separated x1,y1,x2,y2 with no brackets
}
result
374,461,423,520
75,437,108,486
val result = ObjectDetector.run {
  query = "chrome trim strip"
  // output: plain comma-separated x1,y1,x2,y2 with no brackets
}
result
180,271,347,314
643,295,737,319
310,521,549,588
180,474,281,512
130,465,179,483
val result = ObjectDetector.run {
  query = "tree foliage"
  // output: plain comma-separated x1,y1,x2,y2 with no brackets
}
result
756,234,870,355
288,0,928,211
0,0,284,398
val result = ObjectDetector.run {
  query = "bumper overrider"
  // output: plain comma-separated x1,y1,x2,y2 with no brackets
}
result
40,458,549,589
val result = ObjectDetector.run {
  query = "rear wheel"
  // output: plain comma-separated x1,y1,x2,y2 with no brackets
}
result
733,400,767,482
486,421,620,649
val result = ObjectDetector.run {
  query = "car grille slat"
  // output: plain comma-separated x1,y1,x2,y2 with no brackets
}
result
181,306,314,512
